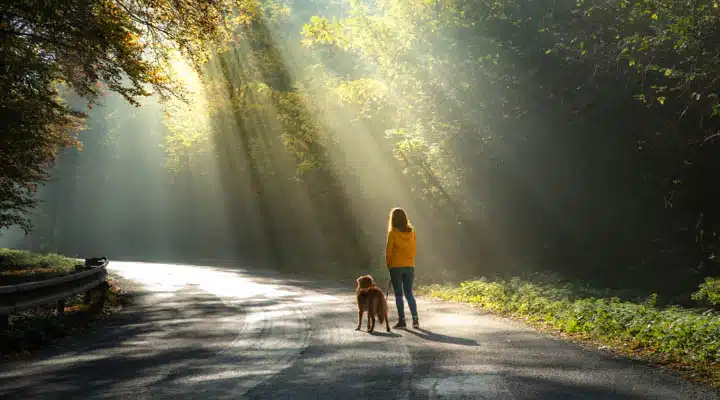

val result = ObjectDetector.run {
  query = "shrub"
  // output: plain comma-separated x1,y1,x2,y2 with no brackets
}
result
419,277,720,363
691,277,720,306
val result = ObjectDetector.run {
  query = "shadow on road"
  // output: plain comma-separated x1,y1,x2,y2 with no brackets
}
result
1,263,716,400
0,284,249,400
404,327,479,346
368,330,402,338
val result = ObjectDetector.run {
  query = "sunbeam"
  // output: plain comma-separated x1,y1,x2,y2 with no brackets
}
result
4,0,720,396
4,0,710,293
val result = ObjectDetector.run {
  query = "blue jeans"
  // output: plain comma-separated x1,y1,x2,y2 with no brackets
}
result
389,267,418,321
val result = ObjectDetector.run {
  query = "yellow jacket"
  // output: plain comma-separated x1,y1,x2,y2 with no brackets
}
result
385,228,416,268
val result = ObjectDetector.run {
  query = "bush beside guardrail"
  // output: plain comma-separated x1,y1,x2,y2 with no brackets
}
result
0,257,109,329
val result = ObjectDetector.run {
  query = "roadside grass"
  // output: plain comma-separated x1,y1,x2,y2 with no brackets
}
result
0,247,133,359
417,274,720,388
0,248,79,285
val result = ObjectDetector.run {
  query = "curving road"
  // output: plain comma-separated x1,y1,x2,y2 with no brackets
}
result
0,261,717,399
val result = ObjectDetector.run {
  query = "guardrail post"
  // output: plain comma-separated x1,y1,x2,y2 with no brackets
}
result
56,299,65,315
96,281,110,309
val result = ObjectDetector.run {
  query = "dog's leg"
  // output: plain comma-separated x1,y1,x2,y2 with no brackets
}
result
367,300,374,332
356,309,363,331
379,295,391,332
370,296,378,333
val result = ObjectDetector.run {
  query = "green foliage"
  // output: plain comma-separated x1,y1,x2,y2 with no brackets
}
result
159,0,720,283
551,0,720,119
420,277,720,364
0,81,84,232
0,0,254,232
161,82,214,172
163,3,328,177
293,0,720,281
158,3,379,269
692,277,720,306
300,0,469,208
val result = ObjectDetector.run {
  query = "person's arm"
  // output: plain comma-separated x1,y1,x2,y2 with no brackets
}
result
385,230,394,268
411,230,417,258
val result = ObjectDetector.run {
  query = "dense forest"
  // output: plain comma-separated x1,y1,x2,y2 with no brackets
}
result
1,0,719,299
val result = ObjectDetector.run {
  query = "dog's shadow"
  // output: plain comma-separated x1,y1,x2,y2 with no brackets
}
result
404,328,479,346
369,330,402,338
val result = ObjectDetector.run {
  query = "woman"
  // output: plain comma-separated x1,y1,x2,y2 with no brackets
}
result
385,207,419,329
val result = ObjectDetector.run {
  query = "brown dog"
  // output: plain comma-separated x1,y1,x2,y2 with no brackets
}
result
355,275,390,333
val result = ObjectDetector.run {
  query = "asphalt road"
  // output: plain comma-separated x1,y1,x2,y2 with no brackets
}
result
0,261,717,399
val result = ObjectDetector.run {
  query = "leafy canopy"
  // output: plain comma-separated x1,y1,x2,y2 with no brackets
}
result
0,0,255,231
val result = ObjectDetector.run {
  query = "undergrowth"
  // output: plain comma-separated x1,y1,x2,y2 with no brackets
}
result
0,273,132,359
417,274,720,387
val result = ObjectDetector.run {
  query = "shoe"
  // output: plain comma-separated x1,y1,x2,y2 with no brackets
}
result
393,320,407,329
412,317,419,329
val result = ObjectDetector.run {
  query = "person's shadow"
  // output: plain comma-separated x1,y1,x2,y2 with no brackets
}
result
404,328,479,346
